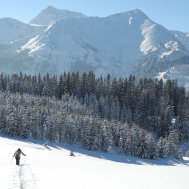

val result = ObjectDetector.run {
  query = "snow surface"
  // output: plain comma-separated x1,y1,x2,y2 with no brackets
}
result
0,135,189,189
172,30,189,52
30,6,87,26
156,64,189,90
0,18,44,44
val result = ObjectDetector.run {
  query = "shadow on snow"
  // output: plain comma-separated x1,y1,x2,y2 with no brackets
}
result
1,133,188,167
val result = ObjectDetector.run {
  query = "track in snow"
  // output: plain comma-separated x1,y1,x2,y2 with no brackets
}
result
9,164,38,189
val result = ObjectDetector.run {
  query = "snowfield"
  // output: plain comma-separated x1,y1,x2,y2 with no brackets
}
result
1,135,189,189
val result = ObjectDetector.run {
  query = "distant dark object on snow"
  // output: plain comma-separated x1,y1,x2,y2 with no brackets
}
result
70,151,75,157
44,143,51,150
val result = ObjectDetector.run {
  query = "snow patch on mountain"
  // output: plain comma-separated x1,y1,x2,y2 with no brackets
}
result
140,20,185,59
172,30,189,52
20,35,45,54
140,20,158,54
157,64,189,90
0,18,44,44
160,41,180,59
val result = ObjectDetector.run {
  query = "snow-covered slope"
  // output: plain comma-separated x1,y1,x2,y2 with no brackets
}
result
1,136,189,189
21,10,148,75
0,18,44,44
172,30,189,51
30,6,87,26
0,7,189,88
154,30,189,89
156,64,189,90
19,9,189,77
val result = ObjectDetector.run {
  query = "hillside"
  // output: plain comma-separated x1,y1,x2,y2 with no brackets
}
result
0,18,44,44
1,136,189,189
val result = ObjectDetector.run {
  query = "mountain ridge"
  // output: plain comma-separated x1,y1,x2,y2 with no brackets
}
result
0,6,189,88
30,6,87,26
0,17,44,44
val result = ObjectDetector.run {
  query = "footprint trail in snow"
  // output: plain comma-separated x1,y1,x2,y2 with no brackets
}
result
9,164,38,189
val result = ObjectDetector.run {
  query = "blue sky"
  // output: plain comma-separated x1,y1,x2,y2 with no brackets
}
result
0,0,188,32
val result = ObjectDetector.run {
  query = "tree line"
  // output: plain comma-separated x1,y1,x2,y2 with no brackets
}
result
0,72,188,159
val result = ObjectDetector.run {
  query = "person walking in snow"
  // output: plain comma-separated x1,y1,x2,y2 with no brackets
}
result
13,148,26,166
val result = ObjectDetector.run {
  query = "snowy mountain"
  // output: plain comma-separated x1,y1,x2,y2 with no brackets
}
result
0,18,44,44
20,9,189,78
0,7,189,88
30,6,87,26
1,136,189,189
154,31,189,89
172,30,189,51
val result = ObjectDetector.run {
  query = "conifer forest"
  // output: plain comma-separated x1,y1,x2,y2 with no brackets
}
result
0,72,189,159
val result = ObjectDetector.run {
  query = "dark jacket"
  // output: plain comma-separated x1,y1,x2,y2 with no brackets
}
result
13,149,26,159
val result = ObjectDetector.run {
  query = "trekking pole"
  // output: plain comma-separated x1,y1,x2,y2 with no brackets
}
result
24,155,26,165
10,156,14,165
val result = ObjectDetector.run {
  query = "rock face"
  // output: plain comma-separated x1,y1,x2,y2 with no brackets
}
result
0,7,189,88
